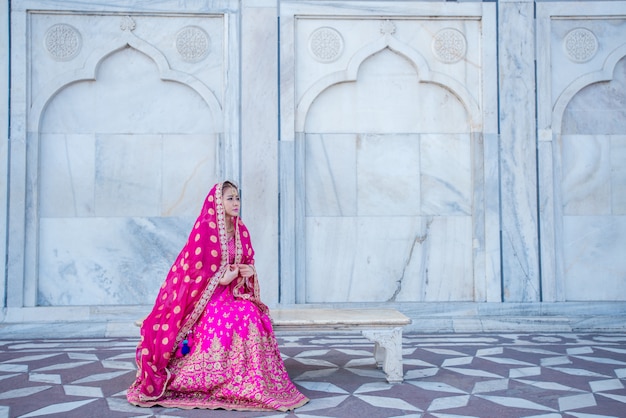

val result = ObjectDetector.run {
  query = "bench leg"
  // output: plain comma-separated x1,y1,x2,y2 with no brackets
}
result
361,327,404,384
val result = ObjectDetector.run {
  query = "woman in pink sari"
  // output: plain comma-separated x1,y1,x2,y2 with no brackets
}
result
127,181,308,411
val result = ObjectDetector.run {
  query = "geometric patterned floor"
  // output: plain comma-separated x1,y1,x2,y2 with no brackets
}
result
1,333,626,418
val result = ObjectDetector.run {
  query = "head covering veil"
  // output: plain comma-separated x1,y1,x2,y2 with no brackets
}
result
132,182,266,401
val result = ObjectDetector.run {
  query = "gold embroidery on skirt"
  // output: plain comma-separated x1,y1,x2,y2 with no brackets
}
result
164,320,306,410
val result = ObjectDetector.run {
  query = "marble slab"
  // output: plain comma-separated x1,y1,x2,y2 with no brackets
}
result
304,215,473,303
270,308,411,327
562,215,626,301
37,217,193,305
0,0,9,310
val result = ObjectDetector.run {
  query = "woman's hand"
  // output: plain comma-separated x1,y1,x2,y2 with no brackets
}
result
219,264,239,285
238,264,256,278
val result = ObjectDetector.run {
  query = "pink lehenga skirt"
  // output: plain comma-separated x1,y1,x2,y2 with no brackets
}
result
127,284,309,411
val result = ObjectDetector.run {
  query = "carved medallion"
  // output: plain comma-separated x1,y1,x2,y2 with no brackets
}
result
176,26,211,62
44,24,82,61
432,28,466,64
563,28,598,63
309,27,343,63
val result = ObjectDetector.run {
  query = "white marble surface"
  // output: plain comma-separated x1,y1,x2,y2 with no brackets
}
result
536,2,626,303
1,0,626,332
38,49,218,134
270,308,410,326
562,216,626,301
38,217,193,305
282,1,492,304
39,133,218,218
498,0,540,302
303,130,474,302
305,216,472,303
29,12,225,126
7,1,238,308
482,133,503,303
561,58,626,136
0,0,9,310
303,48,471,133
240,1,281,304
561,135,611,216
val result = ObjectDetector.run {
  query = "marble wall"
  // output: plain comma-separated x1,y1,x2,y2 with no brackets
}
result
278,1,501,305
537,1,626,303
0,0,8,315
1,0,626,333
6,1,236,308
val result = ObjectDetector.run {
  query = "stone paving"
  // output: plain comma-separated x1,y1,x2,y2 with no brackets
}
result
1,333,626,418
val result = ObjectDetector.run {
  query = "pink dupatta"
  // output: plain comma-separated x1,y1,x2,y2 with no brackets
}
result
131,182,268,402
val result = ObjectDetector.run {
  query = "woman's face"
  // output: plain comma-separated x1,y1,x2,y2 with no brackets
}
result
222,186,240,218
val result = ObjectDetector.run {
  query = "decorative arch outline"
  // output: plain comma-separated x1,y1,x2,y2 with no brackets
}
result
295,32,482,132
29,30,223,132
552,43,626,134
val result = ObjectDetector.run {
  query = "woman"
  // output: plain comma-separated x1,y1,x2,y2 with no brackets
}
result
127,181,309,411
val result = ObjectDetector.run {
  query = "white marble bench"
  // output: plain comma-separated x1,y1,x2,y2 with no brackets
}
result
270,308,411,383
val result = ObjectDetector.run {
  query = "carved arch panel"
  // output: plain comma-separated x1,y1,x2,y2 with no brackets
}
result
537,2,626,301
9,9,239,307
279,2,499,304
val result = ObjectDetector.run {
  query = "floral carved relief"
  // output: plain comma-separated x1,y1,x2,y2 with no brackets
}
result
432,28,466,64
563,28,598,63
44,24,82,61
176,26,211,62
308,27,343,63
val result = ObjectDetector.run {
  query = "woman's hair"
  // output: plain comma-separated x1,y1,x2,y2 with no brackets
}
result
222,180,238,192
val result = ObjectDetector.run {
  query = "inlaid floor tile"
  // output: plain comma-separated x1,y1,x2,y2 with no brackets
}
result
0,333,625,417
